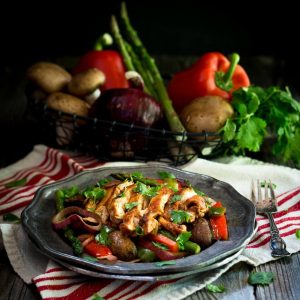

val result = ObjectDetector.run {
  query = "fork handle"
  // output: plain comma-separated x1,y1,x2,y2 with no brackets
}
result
266,212,290,258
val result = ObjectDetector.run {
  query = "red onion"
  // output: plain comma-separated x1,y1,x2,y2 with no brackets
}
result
52,206,102,233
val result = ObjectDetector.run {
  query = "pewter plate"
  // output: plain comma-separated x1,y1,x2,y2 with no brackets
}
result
21,165,256,275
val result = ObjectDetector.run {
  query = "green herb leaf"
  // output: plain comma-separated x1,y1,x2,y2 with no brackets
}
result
117,191,126,198
135,225,144,236
3,213,21,223
97,178,111,187
155,260,176,266
134,182,161,197
194,188,207,197
158,171,176,179
125,202,138,211
91,294,104,300
170,210,191,224
170,194,182,204
95,225,112,245
248,271,274,285
83,187,105,203
222,118,236,142
295,229,300,239
63,186,79,198
206,283,226,293
152,241,169,250
81,254,99,262
176,231,192,250
5,178,26,188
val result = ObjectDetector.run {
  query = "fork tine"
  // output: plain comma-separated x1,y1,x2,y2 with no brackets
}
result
264,180,269,201
257,179,262,202
269,180,277,206
251,179,256,203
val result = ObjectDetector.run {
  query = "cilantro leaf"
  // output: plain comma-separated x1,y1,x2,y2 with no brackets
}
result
91,294,104,300
5,178,27,188
83,187,105,203
176,231,192,250
134,182,161,197
125,202,138,211
170,210,191,224
155,260,176,266
152,241,169,250
157,171,176,179
3,213,21,223
170,194,182,204
97,178,111,187
236,116,266,152
206,283,226,293
248,271,274,285
95,225,112,245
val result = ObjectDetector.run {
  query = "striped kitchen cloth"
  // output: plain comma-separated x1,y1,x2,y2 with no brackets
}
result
1,144,300,300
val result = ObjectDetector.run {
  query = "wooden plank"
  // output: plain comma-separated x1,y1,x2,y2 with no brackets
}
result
255,253,300,300
184,262,255,300
0,250,40,300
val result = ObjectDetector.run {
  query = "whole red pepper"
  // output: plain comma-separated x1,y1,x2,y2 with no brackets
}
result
73,50,129,91
167,52,250,113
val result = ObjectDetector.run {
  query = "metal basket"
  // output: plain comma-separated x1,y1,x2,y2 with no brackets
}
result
28,99,222,166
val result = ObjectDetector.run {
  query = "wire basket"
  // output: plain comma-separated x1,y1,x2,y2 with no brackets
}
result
27,99,223,166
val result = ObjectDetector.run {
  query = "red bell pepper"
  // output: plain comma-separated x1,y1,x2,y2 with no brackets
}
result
139,239,185,261
148,233,179,252
209,201,228,240
73,50,129,91
167,52,250,113
84,240,112,257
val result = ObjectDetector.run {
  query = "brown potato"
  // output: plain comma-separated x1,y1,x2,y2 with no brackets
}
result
180,96,234,135
27,62,71,93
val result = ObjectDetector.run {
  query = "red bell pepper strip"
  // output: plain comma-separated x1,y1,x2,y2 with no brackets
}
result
73,50,129,91
209,201,228,240
139,239,185,261
84,240,112,257
167,52,250,113
148,234,179,252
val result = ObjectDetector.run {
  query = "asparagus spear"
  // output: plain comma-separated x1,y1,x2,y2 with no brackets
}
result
119,2,186,138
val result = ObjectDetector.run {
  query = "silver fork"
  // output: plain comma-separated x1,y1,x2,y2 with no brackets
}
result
251,179,290,258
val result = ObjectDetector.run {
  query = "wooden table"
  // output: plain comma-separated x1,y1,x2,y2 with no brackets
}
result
0,248,299,299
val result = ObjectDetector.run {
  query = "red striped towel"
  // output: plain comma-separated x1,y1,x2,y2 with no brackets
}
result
1,145,300,300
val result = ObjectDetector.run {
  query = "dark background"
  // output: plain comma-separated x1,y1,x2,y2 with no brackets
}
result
1,0,299,167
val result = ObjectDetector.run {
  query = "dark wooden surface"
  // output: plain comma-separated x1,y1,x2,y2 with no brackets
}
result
1,249,299,299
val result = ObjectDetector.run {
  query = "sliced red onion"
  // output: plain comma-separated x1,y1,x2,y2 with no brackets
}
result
52,206,102,233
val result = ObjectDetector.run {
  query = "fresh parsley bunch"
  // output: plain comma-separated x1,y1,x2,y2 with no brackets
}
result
221,86,300,166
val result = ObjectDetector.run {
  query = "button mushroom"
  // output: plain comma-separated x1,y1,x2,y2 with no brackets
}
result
68,68,105,105
47,92,90,145
27,62,71,94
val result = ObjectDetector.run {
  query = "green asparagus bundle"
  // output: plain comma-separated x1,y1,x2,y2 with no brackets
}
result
110,2,187,138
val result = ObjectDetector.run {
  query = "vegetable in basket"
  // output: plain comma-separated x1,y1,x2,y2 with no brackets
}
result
167,52,250,113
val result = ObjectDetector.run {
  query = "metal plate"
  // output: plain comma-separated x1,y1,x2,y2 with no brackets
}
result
21,165,256,275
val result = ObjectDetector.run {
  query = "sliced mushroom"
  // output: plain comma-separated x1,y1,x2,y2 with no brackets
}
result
47,92,90,145
27,62,71,93
68,68,105,105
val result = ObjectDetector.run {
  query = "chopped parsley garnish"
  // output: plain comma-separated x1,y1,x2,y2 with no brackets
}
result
135,225,144,236
95,225,112,245
206,283,226,293
5,178,27,188
152,241,169,250
170,194,182,204
62,186,79,198
125,202,138,211
176,231,192,250
134,181,161,197
248,271,274,285
194,188,207,196
97,178,111,187
158,171,176,179
117,190,126,198
170,210,191,224
83,186,105,203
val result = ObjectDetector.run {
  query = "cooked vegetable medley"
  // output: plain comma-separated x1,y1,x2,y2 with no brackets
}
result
52,171,228,262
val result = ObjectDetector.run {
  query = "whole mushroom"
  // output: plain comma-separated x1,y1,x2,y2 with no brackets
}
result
68,68,106,105
27,62,71,94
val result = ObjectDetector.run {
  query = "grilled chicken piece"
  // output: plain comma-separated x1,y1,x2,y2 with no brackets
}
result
119,186,148,234
108,181,135,224
159,216,187,235
140,187,173,235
